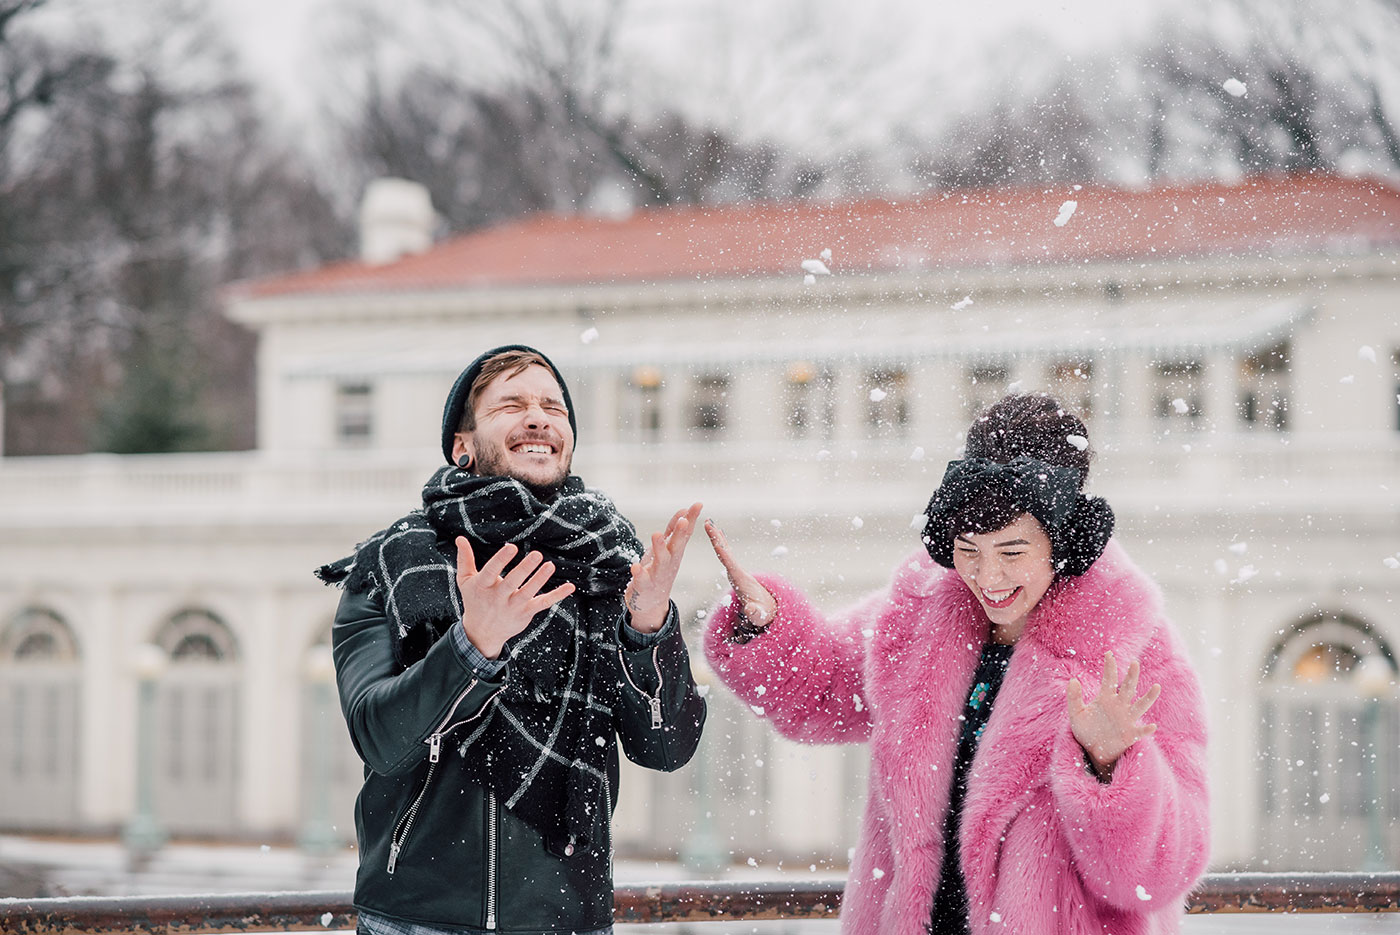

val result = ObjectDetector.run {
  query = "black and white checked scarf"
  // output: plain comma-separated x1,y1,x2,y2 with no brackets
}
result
316,465,644,846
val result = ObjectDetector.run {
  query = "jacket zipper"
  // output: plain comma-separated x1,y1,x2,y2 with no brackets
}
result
485,790,499,930
617,645,665,729
387,761,436,875
389,679,503,875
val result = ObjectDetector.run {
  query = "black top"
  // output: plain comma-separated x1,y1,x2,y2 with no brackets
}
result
930,640,1015,935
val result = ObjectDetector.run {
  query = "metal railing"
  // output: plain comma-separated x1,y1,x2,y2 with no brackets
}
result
4,873,1400,934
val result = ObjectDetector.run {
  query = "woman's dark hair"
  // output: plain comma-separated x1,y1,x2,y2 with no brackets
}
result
952,394,1090,538
964,393,1091,486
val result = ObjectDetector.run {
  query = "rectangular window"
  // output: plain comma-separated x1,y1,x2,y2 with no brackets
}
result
1046,359,1094,421
1152,361,1203,430
624,367,663,443
1392,350,1400,432
688,374,729,437
1239,341,1289,431
785,362,834,440
865,367,910,438
1287,706,1321,817
966,364,1009,421
334,382,374,447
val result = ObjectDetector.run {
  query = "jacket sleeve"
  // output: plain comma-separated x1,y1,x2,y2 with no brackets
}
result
703,574,879,745
1048,631,1210,911
614,602,707,772
332,587,506,777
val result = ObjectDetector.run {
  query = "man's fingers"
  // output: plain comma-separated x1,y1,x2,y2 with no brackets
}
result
455,536,478,578
480,542,520,579
501,550,545,590
526,582,576,616
518,560,557,599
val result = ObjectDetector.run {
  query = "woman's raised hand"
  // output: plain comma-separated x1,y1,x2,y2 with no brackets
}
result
1067,650,1161,780
704,519,777,629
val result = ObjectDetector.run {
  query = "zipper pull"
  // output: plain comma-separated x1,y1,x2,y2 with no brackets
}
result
429,733,442,763
387,842,400,875
650,695,663,730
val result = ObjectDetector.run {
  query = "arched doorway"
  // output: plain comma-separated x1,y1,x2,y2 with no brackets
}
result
0,608,81,829
1257,613,1399,868
152,609,240,836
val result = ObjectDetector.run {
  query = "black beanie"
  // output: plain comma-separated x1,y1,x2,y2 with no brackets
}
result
440,344,577,464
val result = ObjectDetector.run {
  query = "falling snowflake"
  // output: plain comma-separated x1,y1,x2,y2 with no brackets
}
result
580,326,599,344
871,867,885,879
1359,345,1377,363
803,274,816,286
1066,434,1088,451
1222,78,1247,97
320,914,334,928
869,388,887,402
852,516,864,529
820,247,833,262
952,295,974,310
1054,200,1078,227
801,258,831,276
1136,885,1153,901
1171,398,1190,414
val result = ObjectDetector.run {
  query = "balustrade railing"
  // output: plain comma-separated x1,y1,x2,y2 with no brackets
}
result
3,873,1400,934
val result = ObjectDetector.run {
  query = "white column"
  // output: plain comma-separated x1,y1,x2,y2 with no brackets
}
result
1205,351,1239,439
240,586,291,832
82,586,126,825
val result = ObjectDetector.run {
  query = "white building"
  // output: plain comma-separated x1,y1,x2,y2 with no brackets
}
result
1,173,1397,870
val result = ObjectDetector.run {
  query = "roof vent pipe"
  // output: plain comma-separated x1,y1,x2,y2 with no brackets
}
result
358,178,436,265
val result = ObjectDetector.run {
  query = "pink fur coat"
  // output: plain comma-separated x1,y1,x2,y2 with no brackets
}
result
704,541,1209,935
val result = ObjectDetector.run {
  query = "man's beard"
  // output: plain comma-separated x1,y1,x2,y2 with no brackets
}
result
472,443,572,500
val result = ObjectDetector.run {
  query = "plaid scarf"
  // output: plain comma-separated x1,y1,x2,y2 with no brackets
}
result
316,465,644,846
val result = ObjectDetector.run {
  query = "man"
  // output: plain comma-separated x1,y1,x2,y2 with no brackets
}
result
318,345,707,935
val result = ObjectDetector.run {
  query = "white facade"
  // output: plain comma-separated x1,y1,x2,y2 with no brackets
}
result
1,178,1398,870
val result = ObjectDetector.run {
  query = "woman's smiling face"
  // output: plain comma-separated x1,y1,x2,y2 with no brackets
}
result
951,512,1055,643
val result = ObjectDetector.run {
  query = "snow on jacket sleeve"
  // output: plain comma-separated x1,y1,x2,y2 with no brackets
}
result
1047,629,1210,912
703,574,881,745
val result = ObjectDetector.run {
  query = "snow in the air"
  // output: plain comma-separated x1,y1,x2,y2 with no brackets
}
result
1222,78,1247,97
1054,200,1078,226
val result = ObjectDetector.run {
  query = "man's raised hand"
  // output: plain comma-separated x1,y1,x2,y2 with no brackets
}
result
624,502,704,634
456,536,575,660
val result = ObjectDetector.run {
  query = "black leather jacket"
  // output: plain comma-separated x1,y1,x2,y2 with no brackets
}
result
332,587,706,934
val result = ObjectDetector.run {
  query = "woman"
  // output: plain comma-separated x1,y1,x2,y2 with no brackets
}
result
703,394,1208,935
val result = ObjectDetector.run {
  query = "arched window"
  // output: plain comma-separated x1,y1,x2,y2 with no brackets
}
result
0,607,81,829
0,608,80,662
156,610,238,663
150,609,240,834
1258,614,1398,869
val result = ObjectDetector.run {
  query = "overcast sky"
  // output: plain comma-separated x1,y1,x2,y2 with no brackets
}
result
207,0,1162,143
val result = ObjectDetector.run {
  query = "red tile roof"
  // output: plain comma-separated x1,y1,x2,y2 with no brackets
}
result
231,174,1400,300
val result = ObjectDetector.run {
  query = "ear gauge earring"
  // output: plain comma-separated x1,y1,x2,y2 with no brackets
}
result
456,454,475,473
